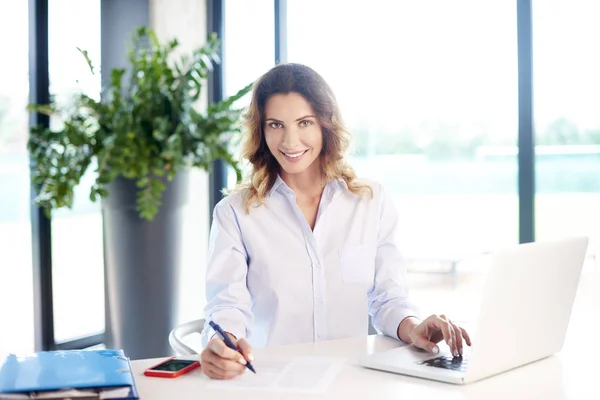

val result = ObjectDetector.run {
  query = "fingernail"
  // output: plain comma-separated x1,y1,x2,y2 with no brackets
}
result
239,358,247,365
248,353,254,361
454,350,459,357
432,346,439,354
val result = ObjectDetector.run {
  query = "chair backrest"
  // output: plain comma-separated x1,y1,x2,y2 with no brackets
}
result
169,318,205,356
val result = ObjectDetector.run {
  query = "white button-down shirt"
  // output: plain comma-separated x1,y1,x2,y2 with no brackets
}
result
201,176,420,348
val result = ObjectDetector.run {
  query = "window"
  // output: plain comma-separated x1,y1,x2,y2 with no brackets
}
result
533,0,600,315
48,0,104,343
224,0,275,187
0,0,35,355
287,0,518,319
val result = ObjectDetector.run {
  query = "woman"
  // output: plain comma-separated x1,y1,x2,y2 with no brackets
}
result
199,63,471,380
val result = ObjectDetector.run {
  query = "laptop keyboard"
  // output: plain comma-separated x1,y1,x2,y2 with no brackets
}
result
417,355,468,372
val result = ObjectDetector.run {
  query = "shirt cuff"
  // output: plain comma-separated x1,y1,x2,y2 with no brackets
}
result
204,318,247,344
381,307,421,341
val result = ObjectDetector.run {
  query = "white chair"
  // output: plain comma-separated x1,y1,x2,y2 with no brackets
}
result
169,318,205,356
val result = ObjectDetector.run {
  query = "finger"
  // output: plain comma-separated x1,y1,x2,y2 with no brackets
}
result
203,346,245,371
208,338,247,365
440,315,459,356
201,361,227,380
204,350,246,373
203,351,246,377
448,323,459,357
202,362,241,380
428,316,453,349
449,321,464,356
201,363,226,380
204,358,245,379
236,338,254,362
460,326,472,346
412,334,440,355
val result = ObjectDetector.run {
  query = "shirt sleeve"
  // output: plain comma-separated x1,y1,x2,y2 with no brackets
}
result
201,199,253,347
368,186,421,341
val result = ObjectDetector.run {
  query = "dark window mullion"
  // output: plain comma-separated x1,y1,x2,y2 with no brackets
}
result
517,0,535,243
28,0,54,352
208,0,227,222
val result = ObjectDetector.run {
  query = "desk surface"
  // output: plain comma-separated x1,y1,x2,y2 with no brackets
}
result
131,314,599,400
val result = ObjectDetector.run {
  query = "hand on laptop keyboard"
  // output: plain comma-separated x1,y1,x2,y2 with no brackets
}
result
401,314,472,357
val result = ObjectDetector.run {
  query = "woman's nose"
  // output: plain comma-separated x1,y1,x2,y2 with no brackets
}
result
281,126,301,149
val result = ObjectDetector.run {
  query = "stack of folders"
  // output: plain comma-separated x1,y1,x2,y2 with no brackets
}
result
0,349,139,399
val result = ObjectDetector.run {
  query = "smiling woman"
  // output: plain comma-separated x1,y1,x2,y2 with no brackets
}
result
199,63,471,381
237,63,372,215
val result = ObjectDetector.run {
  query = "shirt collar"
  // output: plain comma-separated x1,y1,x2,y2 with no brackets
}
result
324,178,347,200
267,175,290,197
268,174,346,199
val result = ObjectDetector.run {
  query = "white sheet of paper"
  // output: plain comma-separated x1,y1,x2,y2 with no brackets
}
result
207,357,346,394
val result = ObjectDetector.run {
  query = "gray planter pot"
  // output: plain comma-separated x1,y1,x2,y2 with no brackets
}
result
101,171,189,360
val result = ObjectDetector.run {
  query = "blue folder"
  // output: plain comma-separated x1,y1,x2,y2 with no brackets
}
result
0,349,139,399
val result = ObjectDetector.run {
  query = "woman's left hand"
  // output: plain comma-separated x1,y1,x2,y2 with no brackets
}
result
404,315,472,357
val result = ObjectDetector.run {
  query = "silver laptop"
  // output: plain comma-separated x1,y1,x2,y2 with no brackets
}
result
359,236,589,384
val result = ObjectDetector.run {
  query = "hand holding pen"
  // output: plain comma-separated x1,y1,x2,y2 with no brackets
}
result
200,321,256,379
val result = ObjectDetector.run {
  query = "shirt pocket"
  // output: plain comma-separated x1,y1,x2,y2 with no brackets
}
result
339,244,377,284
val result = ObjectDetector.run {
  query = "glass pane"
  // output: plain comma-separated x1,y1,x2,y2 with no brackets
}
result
0,1,34,356
533,0,600,315
288,0,518,319
48,0,104,343
224,0,275,188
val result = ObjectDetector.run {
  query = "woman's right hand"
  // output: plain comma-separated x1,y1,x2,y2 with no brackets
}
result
200,335,253,380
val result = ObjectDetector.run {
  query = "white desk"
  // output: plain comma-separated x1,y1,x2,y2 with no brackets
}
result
131,314,598,399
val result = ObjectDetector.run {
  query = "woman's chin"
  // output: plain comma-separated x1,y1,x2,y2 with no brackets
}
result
280,163,310,175
277,153,321,177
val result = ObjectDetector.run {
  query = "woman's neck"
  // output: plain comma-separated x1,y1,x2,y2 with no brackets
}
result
280,165,324,199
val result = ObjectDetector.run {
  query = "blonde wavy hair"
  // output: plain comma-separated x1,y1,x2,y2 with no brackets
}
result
234,63,372,213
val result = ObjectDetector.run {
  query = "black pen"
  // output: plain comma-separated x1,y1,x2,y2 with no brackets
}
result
209,321,256,373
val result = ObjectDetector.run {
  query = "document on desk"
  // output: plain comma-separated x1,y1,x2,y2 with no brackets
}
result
207,357,346,394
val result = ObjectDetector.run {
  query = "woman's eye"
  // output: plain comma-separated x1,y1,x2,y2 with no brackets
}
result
299,120,313,127
269,122,282,129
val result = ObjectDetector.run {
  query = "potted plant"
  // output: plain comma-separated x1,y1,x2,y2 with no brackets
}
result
27,26,252,359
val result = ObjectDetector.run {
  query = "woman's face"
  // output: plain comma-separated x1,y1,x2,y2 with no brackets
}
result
263,92,323,178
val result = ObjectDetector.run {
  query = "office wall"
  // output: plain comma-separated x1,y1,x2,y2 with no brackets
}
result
150,0,210,328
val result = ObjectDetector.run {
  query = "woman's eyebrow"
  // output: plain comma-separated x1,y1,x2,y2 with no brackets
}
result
295,114,316,121
265,115,316,123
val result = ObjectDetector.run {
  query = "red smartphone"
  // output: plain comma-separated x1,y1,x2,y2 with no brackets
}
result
143,357,200,378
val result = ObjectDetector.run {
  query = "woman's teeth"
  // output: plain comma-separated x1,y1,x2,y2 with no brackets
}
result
284,150,307,158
